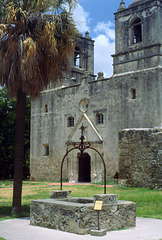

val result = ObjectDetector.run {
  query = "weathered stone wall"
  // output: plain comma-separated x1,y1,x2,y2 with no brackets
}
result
30,67,161,182
119,128,162,188
30,191,136,234
113,0,162,74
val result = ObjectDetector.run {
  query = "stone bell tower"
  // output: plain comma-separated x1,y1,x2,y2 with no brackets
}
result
115,0,162,188
111,0,162,128
113,0,162,74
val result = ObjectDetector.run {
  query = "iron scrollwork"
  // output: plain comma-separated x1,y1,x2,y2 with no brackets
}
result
60,124,107,194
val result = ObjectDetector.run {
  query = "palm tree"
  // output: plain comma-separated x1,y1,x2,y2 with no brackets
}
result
0,0,77,214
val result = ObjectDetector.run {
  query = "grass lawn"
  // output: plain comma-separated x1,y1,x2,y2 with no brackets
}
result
0,180,162,220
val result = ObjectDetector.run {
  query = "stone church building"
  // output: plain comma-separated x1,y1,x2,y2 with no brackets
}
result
30,0,162,187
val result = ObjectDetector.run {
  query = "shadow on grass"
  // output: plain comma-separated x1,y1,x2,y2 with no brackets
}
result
0,205,30,221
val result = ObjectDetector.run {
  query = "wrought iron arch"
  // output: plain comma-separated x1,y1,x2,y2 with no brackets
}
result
60,125,107,194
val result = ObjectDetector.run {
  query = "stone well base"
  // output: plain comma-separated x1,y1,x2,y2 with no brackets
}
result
30,190,136,235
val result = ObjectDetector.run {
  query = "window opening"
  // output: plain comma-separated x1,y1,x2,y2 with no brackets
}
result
44,104,48,113
67,116,74,127
131,88,136,99
96,113,104,124
74,47,81,68
132,18,142,44
43,144,49,156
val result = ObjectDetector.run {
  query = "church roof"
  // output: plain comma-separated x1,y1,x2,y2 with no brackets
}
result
128,0,151,8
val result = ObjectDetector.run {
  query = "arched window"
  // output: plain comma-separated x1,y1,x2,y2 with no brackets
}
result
67,116,74,127
74,46,81,68
96,113,104,124
132,18,142,44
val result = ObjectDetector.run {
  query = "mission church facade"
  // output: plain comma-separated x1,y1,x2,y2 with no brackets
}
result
30,0,162,185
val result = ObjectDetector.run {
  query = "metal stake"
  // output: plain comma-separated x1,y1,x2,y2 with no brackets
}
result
98,211,100,230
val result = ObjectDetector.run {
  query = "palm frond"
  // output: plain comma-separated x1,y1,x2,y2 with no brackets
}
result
0,0,78,99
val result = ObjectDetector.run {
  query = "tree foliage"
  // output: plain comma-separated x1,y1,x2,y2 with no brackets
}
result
0,0,78,99
0,88,30,179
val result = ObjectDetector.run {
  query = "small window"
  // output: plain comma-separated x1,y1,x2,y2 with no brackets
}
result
131,88,136,99
44,104,48,113
132,18,142,44
43,144,49,156
96,113,104,124
74,46,81,68
67,116,74,127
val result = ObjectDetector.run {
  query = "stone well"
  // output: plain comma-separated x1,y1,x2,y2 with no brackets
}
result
30,190,136,235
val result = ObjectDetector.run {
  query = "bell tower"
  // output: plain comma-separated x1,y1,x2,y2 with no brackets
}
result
113,0,162,74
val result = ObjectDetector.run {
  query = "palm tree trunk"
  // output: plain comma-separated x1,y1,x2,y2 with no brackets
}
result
11,89,26,214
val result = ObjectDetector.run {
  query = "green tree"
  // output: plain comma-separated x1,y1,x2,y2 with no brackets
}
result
0,0,77,214
0,88,16,179
0,88,30,179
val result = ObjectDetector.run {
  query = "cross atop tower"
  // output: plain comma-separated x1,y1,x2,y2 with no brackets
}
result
118,0,126,11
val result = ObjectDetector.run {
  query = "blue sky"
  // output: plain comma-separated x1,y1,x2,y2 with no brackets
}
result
72,0,134,77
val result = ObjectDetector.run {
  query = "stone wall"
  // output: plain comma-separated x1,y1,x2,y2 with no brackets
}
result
30,66,161,182
113,0,162,74
30,191,136,235
119,128,162,188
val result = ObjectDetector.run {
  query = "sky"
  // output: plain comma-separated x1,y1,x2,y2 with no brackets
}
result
72,0,134,77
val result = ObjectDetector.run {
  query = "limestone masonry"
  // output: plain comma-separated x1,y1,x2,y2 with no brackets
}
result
30,0,162,187
30,191,136,234
119,128,162,188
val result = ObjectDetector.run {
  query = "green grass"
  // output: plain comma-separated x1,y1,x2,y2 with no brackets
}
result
0,179,117,189
0,180,161,221
0,237,7,240
0,180,55,189
0,181,13,188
